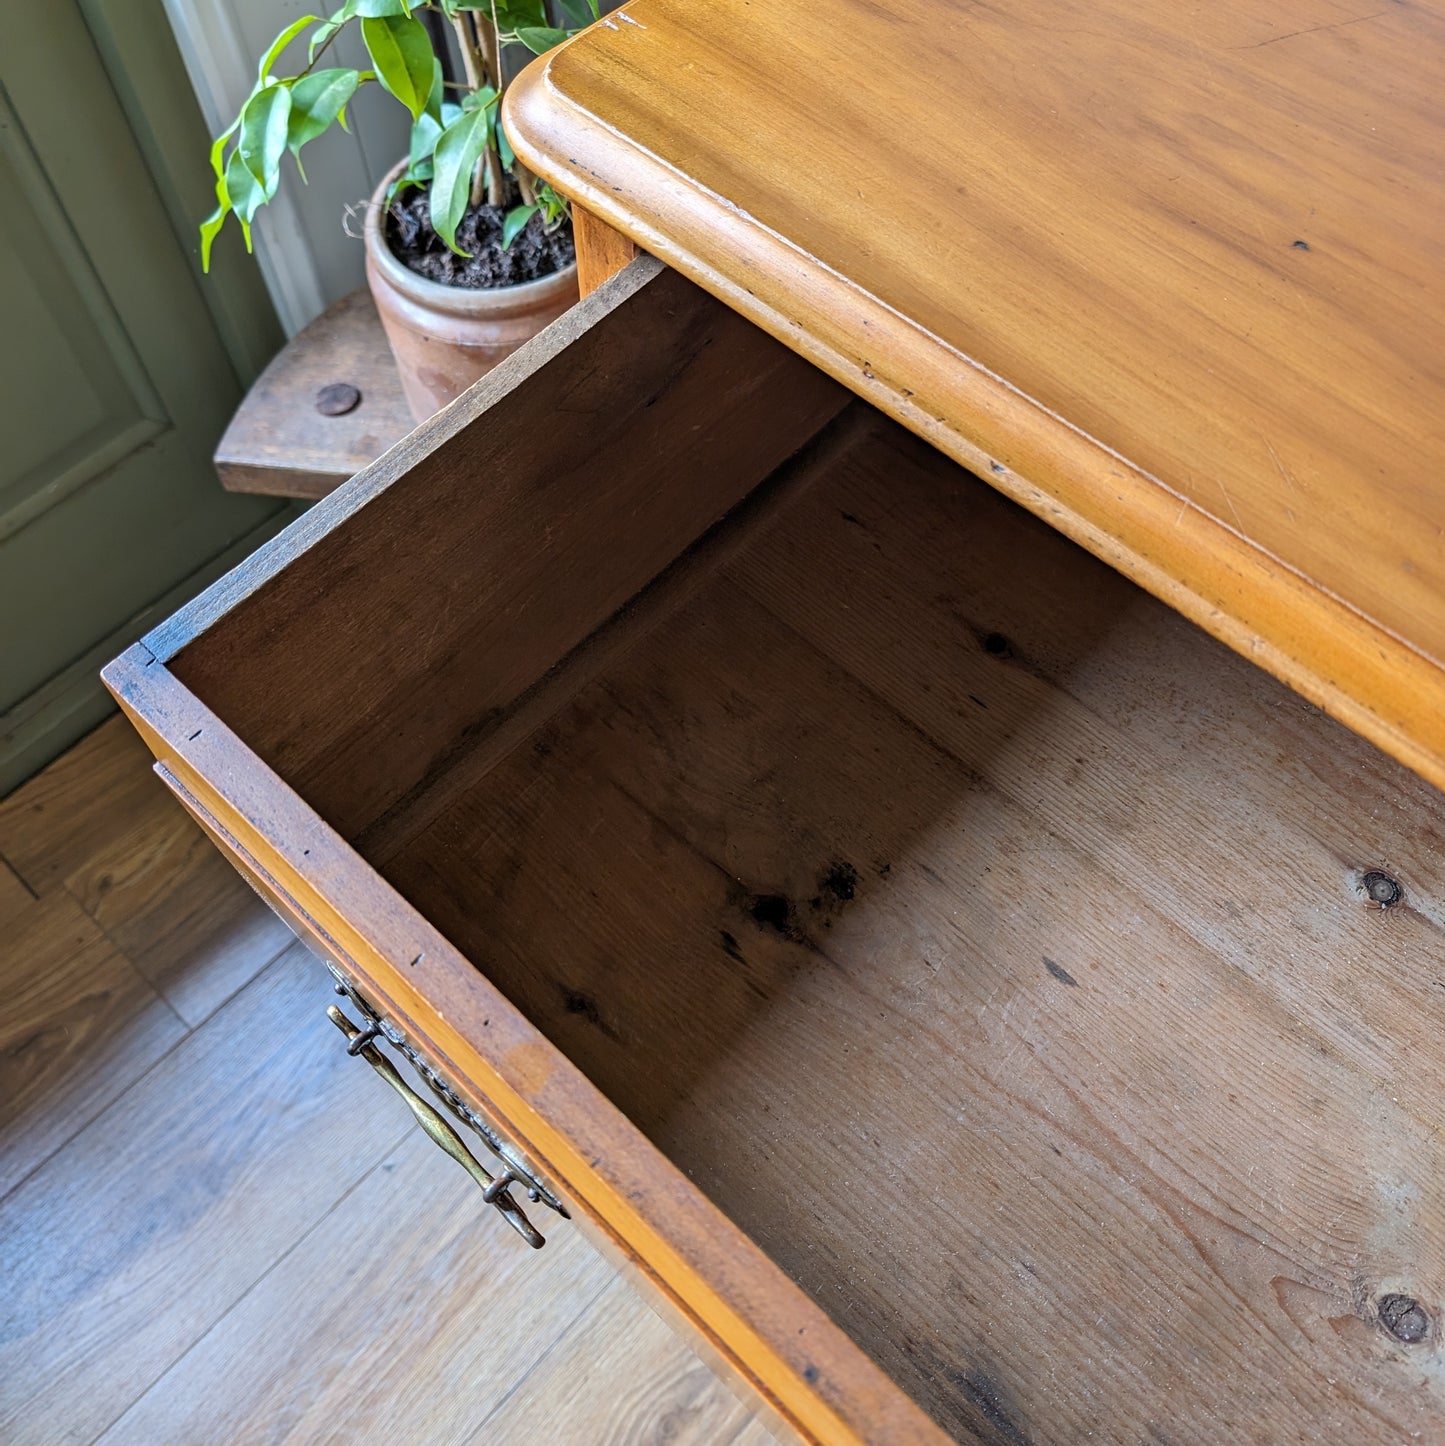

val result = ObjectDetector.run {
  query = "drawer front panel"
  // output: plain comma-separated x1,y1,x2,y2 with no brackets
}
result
152,759,570,1242
100,255,976,1445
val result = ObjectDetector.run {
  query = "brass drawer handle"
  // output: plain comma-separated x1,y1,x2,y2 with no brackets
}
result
328,1004,546,1249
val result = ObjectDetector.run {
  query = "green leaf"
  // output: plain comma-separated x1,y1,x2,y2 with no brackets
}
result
536,179,568,227
237,83,291,199
336,72,376,134
287,68,361,171
224,146,267,228
199,171,231,273
501,202,539,249
310,0,412,58
495,113,515,171
360,14,436,120
258,14,320,79
461,83,497,113
292,68,362,122
386,159,432,208
208,114,240,181
404,55,448,167
199,208,227,271
422,55,445,130
409,110,443,168
488,0,550,25
514,26,570,55
430,104,496,254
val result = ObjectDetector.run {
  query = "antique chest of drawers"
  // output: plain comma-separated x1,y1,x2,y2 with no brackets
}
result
107,0,1445,1440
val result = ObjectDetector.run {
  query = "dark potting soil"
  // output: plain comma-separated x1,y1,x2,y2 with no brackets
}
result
385,180,576,288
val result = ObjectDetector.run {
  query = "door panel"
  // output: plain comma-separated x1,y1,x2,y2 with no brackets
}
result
0,93,166,539
0,0,289,791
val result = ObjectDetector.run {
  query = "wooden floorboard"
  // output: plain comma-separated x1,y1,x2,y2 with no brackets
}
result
95,1130,616,1444
0,886,185,1198
0,719,776,1445
0,717,294,1025
479,1275,778,1445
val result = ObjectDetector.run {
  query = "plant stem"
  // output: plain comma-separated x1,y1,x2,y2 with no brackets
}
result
449,12,485,87
470,11,507,207
515,160,538,207
449,14,489,207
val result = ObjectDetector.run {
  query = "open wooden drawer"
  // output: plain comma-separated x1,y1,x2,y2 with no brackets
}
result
105,258,1445,1443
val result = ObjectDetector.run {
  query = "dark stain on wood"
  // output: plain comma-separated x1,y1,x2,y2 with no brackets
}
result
957,1368,1031,1446
1044,957,1079,987
561,988,611,1036
748,893,793,934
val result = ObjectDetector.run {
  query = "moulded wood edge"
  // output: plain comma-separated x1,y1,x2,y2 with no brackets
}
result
501,57,1445,799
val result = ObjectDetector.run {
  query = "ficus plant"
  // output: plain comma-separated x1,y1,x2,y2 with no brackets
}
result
201,0,592,271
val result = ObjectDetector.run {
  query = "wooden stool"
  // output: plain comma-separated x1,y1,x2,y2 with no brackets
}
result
214,289,413,501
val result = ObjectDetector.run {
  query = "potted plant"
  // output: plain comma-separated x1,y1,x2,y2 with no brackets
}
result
201,0,593,421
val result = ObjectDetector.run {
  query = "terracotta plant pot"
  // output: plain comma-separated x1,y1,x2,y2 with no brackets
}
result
364,161,579,422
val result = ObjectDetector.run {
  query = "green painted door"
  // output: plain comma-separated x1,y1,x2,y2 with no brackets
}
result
0,0,288,793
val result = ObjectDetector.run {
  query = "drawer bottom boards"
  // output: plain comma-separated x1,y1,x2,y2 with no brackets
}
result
378,411,1445,1441
108,261,1445,1442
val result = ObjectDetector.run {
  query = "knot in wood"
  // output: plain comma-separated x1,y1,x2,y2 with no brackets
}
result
1378,1293,1430,1343
1362,871,1403,908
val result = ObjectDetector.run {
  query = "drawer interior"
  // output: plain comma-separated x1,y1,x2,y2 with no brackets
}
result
165,270,1445,1439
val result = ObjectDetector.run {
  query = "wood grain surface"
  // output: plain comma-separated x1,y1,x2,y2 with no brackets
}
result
166,259,846,844
0,885,183,1197
214,288,414,501
383,408,1445,1440
574,205,643,297
504,0,1445,791
0,717,293,1025
481,1276,776,1445
107,250,1445,1439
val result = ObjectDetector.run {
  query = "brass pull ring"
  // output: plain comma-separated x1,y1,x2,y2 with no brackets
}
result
328,1005,545,1248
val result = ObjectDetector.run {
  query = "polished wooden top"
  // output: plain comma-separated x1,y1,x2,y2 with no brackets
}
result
506,0,1445,788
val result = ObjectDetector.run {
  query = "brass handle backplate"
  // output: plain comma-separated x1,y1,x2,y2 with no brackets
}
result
328,1002,548,1248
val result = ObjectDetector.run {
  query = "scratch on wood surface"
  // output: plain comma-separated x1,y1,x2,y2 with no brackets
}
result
1265,439,1302,494
1233,11,1389,50
1213,477,1244,532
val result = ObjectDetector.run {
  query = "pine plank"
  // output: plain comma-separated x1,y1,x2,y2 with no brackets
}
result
0,943,406,1444
95,1129,616,1445
214,288,413,501
0,886,185,1198
481,1275,775,1444
573,205,642,299
162,259,846,843
0,716,292,1024
506,0,1445,791
382,414,1445,1440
